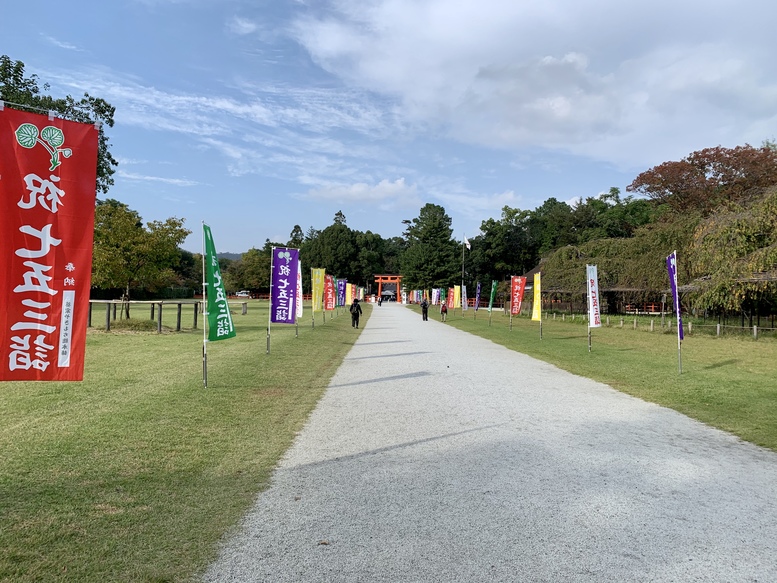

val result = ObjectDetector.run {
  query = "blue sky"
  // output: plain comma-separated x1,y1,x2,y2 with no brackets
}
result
3,0,776,254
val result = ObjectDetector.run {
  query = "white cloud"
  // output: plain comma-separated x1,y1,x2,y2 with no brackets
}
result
306,178,420,209
117,170,200,187
227,17,258,35
290,0,777,168
432,189,520,218
41,35,82,51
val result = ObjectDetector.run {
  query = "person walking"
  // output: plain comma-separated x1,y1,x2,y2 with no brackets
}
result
420,298,429,321
440,301,447,322
350,298,363,328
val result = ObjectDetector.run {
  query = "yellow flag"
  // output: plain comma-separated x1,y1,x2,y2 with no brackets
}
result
346,283,353,305
311,268,325,312
454,285,461,309
531,273,542,321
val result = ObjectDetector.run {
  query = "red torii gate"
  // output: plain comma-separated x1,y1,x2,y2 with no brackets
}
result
374,274,402,299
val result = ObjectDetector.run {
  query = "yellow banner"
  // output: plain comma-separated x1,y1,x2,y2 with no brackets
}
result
454,285,461,308
531,273,542,321
311,268,325,312
346,283,353,305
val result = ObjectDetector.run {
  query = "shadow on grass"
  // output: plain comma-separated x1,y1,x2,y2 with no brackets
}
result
703,359,740,370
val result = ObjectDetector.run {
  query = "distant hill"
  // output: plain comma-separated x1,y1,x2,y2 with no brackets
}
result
217,252,242,261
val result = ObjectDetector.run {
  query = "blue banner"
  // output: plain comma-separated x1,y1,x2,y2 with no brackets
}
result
666,251,684,341
337,278,347,307
270,247,299,324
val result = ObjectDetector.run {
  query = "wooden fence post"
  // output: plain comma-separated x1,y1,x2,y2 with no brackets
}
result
193,302,199,329
157,302,163,333
650,319,654,332
242,302,247,315
717,323,721,336
105,303,111,331
176,303,182,331
87,301,92,328
754,325,758,340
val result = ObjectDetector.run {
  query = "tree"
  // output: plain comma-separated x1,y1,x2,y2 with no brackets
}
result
471,206,536,284
400,204,459,289
627,145,777,214
301,212,360,284
91,200,191,311
527,198,576,256
225,248,272,293
353,230,386,290
0,55,118,195
571,188,655,242
688,186,777,313
287,225,304,248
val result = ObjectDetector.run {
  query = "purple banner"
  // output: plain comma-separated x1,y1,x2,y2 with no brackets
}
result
337,279,347,307
271,247,299,324
474,281,481,311
666,251,684,341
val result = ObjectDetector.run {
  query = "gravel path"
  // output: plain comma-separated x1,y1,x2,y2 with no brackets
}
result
203,303,777,582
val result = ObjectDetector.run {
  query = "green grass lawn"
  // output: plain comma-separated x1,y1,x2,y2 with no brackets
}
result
3,300,776,581
436,307,777,450
0,301,365,582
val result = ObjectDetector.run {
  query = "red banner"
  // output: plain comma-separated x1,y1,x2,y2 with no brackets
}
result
510,276,527,315
324,274,336,311
447,288,455,309
0,107,98,381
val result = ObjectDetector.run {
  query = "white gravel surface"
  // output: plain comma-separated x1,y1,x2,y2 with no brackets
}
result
203,303,777,582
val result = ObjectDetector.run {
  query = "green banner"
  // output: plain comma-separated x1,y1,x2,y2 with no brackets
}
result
488,280,498,312
204,224,236,341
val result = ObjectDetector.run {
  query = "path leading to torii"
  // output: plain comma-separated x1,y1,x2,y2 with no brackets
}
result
203,302,777,582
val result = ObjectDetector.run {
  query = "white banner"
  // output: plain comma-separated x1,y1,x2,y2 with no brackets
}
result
586,264,602,328
296,259,303,319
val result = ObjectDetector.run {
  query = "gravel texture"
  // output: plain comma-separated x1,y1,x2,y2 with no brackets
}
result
203,303,777,582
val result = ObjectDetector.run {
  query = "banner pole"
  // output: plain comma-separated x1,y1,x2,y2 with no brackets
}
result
461,235,466,318
267,248,274,354
510,313,513,331
677,251,682,374
201,222,208,388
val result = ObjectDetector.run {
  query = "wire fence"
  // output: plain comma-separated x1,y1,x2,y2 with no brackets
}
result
540,311,777,341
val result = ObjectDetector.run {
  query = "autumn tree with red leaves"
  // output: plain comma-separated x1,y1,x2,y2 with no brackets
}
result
626,144,777,214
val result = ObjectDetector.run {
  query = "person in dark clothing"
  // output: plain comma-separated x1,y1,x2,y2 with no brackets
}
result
420,298,429,321
350,298,363,328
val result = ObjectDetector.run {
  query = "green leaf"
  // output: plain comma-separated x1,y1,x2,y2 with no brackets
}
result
15,123,38,148
41,126,65,147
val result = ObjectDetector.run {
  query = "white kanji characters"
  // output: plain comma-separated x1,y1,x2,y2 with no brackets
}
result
15,224,62,259
14,261,57,296
64,277,75,286
9,334,54,371
19,174,66,213
65,263,76,272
